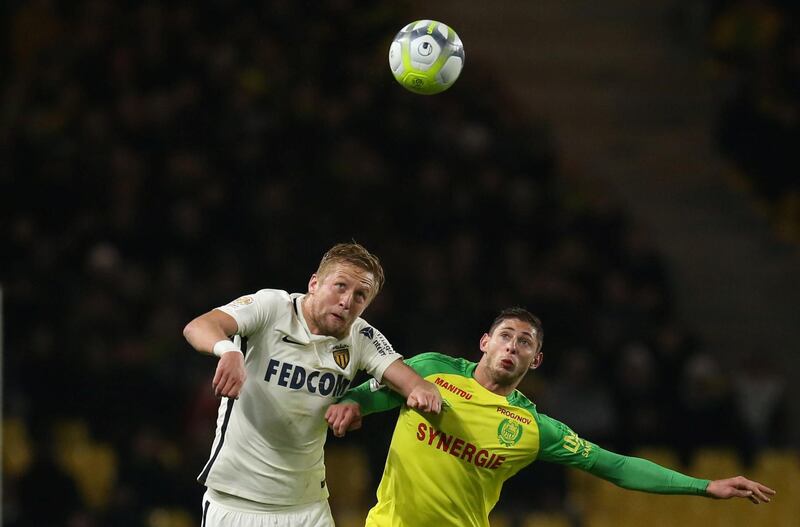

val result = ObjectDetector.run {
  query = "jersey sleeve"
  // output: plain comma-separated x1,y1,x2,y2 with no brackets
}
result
216,289,283,336
587,447,710,495
536,413,709,495
340,377,405,415
339,352,445,415
535,413,600,471
354,324,403,382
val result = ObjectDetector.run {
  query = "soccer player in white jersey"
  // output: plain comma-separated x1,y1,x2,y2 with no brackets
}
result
183,243,442,527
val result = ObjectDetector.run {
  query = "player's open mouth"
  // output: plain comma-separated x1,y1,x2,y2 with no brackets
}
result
500,359,514,369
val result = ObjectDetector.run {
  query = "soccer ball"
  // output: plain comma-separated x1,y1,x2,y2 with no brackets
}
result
388,20,465,95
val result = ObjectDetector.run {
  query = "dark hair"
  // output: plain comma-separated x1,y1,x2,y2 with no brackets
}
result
316,242,385,295
488,307,544,352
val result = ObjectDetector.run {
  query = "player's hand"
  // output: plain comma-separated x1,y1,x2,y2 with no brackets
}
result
706,476,775,504
212,351,246,399
406,381,442,414
325,402,362,438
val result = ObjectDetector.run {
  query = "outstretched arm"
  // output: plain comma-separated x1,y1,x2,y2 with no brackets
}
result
535,415,775,504
588,447,774,503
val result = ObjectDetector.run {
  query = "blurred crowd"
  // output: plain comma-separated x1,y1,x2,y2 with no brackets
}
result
1,1,790,526
708,0,800,242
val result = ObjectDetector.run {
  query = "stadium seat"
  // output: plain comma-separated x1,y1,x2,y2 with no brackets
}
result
688,448,742,480
520,511,571,527
325,445,371,518
146,507,193,527
53,420,118,510
753,449,800,488
334,510,371,527
64,442,118,510
2,418,33,477
629,446,682,471
487,511,512,527
751,449,800,526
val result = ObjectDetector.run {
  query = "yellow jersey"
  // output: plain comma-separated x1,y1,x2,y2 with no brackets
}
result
345,352,598,527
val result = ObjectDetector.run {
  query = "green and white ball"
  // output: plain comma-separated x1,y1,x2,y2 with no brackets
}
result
388,20,465,95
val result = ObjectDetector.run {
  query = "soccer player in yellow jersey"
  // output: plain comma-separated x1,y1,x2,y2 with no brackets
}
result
325,307,775,527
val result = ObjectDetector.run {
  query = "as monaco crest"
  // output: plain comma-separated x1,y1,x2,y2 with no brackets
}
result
331,345,350,370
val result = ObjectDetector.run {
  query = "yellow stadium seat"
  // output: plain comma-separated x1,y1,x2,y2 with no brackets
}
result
520,511,571,527
751,449,800,526
2,418,33,477
53,420,118,511
753,449,800,487
487,510,512,527
325,445,371,516
629,446,682,471
62,442,118,510
146,507,193,527
334,510,370,527
688,448,742,480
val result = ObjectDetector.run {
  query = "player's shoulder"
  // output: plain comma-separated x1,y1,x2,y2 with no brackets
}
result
222,289,294,318
222,288,291,305
246,288,294,308
349,318,395,354
507,390,539,417
406,352,474,378
350,316,376,335
258,288,292,300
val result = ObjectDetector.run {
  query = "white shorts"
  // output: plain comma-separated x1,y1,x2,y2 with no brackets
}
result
201,491,334,527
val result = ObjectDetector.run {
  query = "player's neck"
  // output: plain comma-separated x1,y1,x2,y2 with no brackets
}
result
473,363,518,396
300,295,348,340
300,296,321,335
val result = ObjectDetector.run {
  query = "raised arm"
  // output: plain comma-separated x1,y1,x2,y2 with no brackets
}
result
325,374,405,438
183,309,239,354
183,309,246,399
380,359,442,414
326,355,443,437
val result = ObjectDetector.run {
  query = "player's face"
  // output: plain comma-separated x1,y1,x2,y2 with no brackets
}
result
479,318,542,387
305,263,376,339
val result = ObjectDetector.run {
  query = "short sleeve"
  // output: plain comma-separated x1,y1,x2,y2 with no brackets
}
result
216,289,284,336
354,324,402,381
535,413,600,471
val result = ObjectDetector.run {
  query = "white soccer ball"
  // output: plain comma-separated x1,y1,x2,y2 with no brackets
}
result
388,20,465,95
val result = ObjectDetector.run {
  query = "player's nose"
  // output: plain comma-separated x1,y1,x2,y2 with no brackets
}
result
339,292,352,309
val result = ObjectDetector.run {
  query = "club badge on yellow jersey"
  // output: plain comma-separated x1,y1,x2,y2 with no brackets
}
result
497,419,524,447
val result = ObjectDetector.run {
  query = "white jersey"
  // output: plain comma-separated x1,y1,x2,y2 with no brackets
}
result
198,289,401,506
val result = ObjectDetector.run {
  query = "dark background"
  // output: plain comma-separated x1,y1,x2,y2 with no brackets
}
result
2,1,798,526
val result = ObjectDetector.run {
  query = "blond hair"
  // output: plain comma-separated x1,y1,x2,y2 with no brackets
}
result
316,242,385,296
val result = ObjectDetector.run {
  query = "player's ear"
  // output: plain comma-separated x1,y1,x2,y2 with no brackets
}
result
479,333,490,353
308,273,319,294
530,352,544,370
